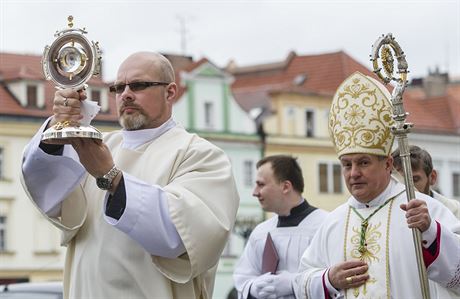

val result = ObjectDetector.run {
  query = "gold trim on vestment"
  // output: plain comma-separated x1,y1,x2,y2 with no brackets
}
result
343,199,395,299
385,199,394,298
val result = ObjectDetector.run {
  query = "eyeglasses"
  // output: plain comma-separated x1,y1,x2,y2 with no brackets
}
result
109,81,170,94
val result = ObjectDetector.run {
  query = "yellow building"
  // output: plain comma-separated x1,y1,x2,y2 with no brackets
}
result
230,51,387,211
230,51,460,212
263,91,344,211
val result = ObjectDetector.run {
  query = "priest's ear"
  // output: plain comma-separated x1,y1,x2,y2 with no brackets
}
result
429,169,438,187
385,155,394,172
281,180,293,194
165,82,178,103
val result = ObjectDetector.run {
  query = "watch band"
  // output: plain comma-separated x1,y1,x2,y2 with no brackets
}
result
96,165,121,190
104,165,121,181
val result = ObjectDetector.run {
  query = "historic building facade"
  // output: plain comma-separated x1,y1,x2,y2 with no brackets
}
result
1,51,458,299
229,51,460,213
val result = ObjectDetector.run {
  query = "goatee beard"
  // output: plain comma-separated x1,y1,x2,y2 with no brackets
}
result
120,114,148,130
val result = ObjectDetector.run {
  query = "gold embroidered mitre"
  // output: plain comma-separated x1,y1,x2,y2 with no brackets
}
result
329,72,394,157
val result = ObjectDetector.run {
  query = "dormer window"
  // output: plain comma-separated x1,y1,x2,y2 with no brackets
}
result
293,73,307,85
7,81,44,108
26,84,38,107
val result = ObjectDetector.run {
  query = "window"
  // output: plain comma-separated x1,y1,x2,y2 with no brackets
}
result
319,162,342,194
243,160,254,187
0,216,6,251
91,89,101,106
293,73,307,85
284,106,296,135
305,110,315,137
204,102,214,128
0,147,3,179
27,85,37,107
333,164,342,193
319,164,328,193
453,173,460,197
90,87,109,113
286,106,295,118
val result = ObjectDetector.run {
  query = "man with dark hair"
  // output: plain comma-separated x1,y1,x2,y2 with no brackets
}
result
392,145,460,219
233,155,327,299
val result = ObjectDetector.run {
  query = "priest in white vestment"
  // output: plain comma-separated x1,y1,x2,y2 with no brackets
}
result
233,155,328,299
21,52,240,299
392,145,460,220
294,72,460,299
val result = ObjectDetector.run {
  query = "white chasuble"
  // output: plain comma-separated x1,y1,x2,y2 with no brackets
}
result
21,124,239,299
295,179,460,299
343,198,396,299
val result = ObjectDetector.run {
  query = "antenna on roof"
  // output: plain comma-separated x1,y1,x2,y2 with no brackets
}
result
176,15,190,55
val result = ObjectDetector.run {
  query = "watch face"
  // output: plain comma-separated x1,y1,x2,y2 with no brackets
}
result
96,177,111,190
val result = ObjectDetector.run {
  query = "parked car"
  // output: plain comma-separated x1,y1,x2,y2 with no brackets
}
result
0,281,62,299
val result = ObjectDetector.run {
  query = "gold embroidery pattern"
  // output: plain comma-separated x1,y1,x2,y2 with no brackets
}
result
344,198,395,299
344,207,352,261
349,221,381,298
328,72,394,157
350,222,382,262
344,104,366,126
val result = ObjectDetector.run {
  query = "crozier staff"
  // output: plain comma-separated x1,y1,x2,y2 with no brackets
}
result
293,72,460,299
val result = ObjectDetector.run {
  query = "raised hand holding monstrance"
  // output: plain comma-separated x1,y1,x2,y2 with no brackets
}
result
41,15,102,143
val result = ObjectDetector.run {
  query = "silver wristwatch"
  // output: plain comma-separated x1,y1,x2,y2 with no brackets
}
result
96,165,121,190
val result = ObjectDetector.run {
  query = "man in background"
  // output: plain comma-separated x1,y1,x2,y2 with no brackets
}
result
234,155,327,299
392,145,460,219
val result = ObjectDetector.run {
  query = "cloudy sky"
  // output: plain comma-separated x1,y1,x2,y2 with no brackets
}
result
1,0,459,82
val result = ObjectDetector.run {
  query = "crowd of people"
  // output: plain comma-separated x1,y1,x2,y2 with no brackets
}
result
21,52,459,299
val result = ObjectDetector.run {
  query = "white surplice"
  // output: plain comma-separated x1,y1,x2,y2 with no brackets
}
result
295,178,460,299
21,119,240,299
234,208,328,299
432,190,460,220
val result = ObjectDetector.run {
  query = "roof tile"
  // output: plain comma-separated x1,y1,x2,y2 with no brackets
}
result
230,50,459,135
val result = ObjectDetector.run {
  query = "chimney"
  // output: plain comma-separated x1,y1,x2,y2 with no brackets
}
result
423,67,448,98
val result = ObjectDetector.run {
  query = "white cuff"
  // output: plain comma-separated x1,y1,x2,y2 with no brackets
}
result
324,268,342,298
421,220,437,248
